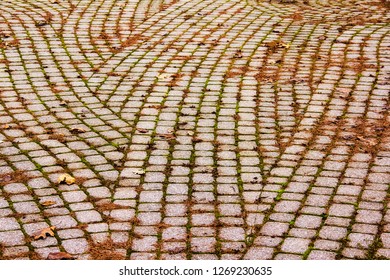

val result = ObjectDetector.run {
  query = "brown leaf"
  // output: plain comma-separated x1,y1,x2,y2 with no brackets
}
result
233,50,243,58
33,226,56,240
318,35,327,41
47,252,75,260
41,200,56,206
366,139,377,147
0,174,12,183
136,128,148,133
58,174,75,185
357,136,377,147
70,127,86,134
147,105,167,109
158,133,176,140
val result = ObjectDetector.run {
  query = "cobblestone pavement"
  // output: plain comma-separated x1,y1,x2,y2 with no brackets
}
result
0,0,389,260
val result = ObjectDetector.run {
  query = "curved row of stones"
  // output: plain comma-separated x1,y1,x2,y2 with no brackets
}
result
0,0,389,260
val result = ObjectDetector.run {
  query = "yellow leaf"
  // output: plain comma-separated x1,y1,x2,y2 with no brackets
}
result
134,169,145,175
41,200,56,206
33,226,56,240
58,174,75,185
280,42,290,49
158,73,171,81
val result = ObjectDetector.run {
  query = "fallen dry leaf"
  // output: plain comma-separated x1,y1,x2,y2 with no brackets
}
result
279,42,290,49
158,73,171,81
134,169,146,175
148,105,167,109
158,133,176,140
35,21,48,27
70,127,86,134
33,226,56,240
40,200,56,206
318,35,327,41
137,128,148,133
2,124,11,129
233,51,243,59
58,174,75,185
47,252,75,260
0,174,12,184
357,136,377,147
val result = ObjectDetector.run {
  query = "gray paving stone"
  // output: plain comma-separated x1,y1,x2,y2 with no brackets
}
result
0,217,20,231
281,238,311,254
295,215,322,229
75,210,102,223
191,237,216,253
162,227,186,241
48,215,78,229
0,230,25,246
307,250,337,260
329,204,355,217
110,209,136,222
243,247,274,260
319,226,348,241
219,227,245,241
132,236,158,252
62,238,89,254
261,222,289,237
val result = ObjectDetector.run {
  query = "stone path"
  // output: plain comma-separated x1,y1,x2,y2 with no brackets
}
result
0,0,389,260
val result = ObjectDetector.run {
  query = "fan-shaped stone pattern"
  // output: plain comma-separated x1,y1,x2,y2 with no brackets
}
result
0,0,389,260
131,0,179,26
248,0,389,25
